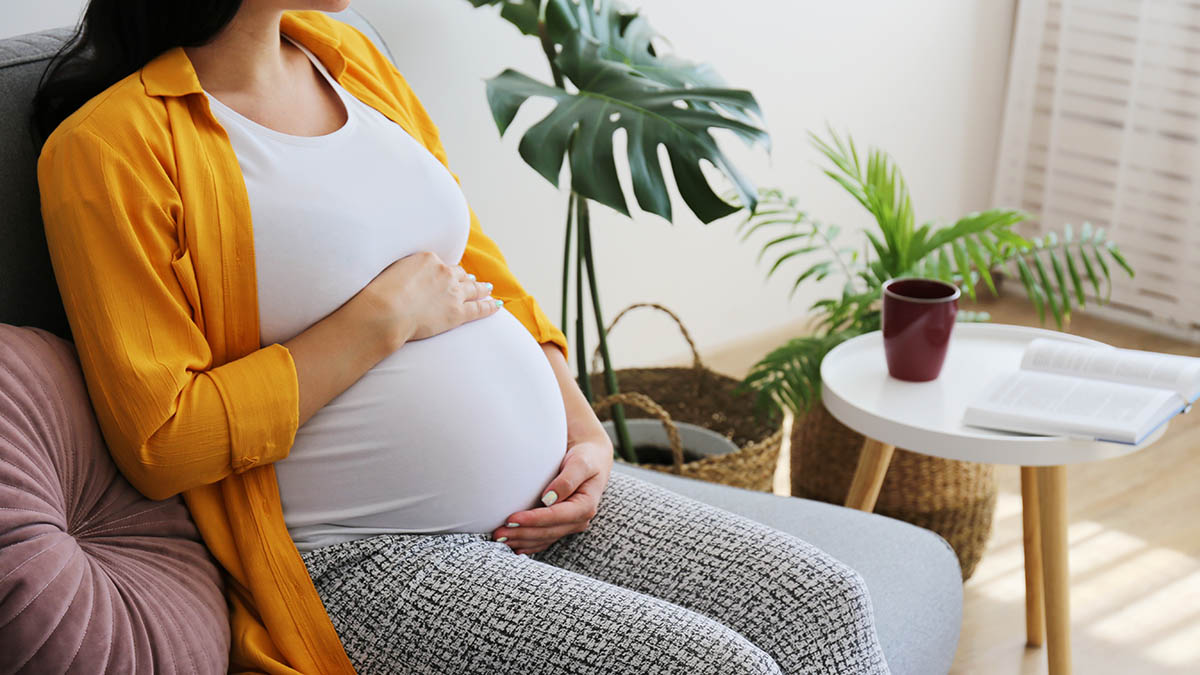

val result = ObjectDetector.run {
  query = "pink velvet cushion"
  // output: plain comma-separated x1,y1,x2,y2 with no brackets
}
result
0,325,229,673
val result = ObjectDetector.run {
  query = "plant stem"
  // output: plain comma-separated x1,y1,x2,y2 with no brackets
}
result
813,219,857,288
574,194,593,403
537,3,566,89
561,192,575,336
578,198,635,463
539,1,629,461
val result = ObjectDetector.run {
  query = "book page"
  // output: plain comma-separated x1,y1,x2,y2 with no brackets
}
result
964,371,1179,443
1021,338,1200,402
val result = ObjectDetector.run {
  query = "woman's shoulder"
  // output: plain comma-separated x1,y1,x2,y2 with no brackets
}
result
284,10,388,67
285,11,434,131
40,69,172,172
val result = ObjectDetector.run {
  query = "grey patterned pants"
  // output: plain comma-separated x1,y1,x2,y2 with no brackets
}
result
300,472,890,674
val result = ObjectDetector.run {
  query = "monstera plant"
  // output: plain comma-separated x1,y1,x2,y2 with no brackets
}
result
467,0,770,461
736,128,1136,419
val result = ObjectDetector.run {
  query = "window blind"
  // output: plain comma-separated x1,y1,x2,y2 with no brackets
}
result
993,0,1200,339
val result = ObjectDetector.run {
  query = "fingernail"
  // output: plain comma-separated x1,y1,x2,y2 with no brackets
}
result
541,490,558,507
484,282,493,291
496,536,509,543
506,522,520,528
467,273,476,282
495,299,504,308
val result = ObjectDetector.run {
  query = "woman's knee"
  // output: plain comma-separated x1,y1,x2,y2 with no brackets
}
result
810,555,876,622
708,635,785,675
648,621,783,675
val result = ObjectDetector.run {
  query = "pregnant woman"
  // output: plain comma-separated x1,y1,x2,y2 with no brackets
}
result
33,1,889,673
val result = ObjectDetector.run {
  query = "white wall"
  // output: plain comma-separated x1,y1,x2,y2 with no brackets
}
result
3,0,1016,372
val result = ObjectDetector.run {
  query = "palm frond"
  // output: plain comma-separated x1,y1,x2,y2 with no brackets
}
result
738,189,858,292
810,128,917,274
735,332,856,420
810,286,882,335
958,310,992,322
907,210,1028,299
994,223,1133,327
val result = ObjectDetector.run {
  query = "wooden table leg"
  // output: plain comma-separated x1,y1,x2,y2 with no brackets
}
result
1036,465,1071,675
1020,466,1045,648
844,438,895,512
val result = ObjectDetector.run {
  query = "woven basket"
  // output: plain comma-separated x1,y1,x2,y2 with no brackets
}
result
587,303,782,492
792,404,997,579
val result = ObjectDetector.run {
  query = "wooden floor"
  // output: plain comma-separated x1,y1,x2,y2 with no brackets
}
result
696,293,1200,675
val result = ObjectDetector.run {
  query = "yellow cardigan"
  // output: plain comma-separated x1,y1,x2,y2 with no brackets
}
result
38,11,568,673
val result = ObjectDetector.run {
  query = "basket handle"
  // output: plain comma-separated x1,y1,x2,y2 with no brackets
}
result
591,392,684,474
590,303,705,376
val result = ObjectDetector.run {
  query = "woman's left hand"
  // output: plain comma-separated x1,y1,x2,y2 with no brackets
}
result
493,434,613,555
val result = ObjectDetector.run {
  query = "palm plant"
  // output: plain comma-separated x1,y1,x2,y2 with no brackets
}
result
737,128,1135,419
467,0,769,461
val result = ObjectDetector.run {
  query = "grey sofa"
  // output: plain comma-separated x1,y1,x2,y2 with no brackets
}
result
0,8,961,674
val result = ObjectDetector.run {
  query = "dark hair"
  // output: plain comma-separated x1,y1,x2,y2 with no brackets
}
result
32,0,244,142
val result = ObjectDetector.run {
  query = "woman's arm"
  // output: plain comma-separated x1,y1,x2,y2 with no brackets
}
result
492,343,614,554
544,343,610,450
40,126,297,500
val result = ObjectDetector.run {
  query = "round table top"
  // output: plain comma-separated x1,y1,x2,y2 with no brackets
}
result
820,323,1168,466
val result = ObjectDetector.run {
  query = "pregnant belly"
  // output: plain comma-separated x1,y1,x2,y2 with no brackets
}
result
274,309,568,540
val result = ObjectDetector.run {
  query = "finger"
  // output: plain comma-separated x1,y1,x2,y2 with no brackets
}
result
505,498,593,530
461,296,500,323
538,453,595,511
503,529,584,555
475,297,501,316
452,265,469,282
572,472,608,503
505,478,603,545
496,522,582,547
502,474,603,530
462,280,493,301
526,472,605,527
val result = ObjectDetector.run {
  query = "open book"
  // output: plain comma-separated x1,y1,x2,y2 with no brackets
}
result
963,338,1200,444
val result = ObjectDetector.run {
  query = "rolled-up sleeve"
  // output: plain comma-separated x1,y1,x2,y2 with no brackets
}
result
458,205,569,361
39,125,299,500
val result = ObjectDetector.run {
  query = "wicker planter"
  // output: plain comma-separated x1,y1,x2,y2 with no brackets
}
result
588,303,782,492
792,404,997,579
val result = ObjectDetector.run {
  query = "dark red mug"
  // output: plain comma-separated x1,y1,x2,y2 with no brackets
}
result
881,278,960,382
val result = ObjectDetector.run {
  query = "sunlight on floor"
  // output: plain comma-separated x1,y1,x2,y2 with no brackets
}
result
955,470,1200,674
1087,560,1200,656
1148,619,1200,668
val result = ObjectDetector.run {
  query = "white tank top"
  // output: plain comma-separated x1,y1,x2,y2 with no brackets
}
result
205,37,567,552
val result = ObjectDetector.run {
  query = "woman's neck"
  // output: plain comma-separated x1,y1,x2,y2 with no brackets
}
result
184,7,291,96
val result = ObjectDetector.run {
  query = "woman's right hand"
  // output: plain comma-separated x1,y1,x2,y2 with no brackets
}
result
351,251,500,351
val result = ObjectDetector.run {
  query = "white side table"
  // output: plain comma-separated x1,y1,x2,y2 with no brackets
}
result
821,324,1168,675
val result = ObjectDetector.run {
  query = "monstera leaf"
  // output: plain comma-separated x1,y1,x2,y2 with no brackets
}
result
470,0,769,223
466,0,540,36
469,0,713,88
